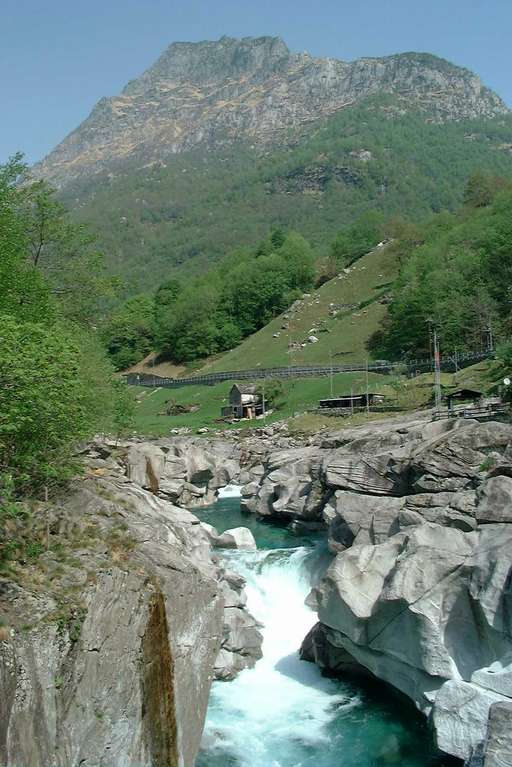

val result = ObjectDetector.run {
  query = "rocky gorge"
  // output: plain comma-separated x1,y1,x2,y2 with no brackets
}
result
1,411,511,765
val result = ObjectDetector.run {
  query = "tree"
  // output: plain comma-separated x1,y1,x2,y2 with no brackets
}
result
0,156,55,324
0,317,100,492
103,294,155,370
0,157,134,498
463,171,507,209
331,211,384,266
153,278,182,350
19,177,118,327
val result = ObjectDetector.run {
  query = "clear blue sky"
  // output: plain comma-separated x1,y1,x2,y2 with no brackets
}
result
2,0,511,164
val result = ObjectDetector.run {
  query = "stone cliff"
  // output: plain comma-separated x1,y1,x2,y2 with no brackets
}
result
33,36,508,187
233,415,512,765
0,441,261,767
3,415,512,765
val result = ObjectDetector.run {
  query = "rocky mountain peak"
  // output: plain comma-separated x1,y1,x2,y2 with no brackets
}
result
33,36,509,188
124,35,293,94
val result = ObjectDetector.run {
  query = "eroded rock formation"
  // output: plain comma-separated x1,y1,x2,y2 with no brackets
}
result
231,413,512,763
0,443,261,766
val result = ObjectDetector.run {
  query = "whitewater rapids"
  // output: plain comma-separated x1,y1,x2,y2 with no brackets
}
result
199,546,359,767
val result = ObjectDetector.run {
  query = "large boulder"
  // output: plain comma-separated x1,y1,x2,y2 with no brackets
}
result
241,447,327,521
433,681,509,762
483,702,512,767
476,475,512,524
409,421,512,493
323,450,410,495
216,527,257,550
125,443,166,491
305,522,512,762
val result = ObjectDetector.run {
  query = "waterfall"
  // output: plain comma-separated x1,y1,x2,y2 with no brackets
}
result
198,546,359,767
196,500,443,767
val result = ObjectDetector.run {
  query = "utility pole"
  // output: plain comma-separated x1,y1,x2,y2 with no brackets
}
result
487,322,494,352
426,318,434,365
434,329,442,413
329,349,334,398
262,380,266,423
365,360,370,416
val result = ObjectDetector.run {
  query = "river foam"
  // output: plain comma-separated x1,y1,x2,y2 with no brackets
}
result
196,499,445,767
199,547,359,767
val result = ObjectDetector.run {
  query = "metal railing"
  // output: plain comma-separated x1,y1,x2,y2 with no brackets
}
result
125,349,495,389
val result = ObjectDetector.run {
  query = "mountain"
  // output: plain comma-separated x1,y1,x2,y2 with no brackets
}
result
34,36,508,187
31,37,512,290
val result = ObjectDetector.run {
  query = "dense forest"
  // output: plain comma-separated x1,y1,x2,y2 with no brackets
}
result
66,96,512,291
0,156,132,563
371,172,512,359
104,229,317,368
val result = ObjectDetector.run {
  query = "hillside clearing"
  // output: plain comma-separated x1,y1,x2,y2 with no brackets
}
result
196,244,398,374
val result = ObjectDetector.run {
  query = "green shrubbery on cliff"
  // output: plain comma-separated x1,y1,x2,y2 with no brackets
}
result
0,156,133,507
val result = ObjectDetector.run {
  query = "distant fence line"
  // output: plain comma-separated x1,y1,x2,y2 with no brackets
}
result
124,349,495,389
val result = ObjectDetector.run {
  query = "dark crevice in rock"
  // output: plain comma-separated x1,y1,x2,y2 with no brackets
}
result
141,588,179,767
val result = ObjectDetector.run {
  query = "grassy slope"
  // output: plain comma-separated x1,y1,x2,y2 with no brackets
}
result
198,243,398,374
131,359,505,437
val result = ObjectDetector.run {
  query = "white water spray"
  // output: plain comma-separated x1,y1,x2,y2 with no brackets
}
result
199,546,360,767
216,484,242,500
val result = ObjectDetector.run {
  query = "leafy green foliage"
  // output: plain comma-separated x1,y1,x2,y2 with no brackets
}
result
256,379,286,411
66,97,512,291
0,157,134,504
331,211,384,267
496,341,512,369
103,294,154,370
153,231,315,363
371,183,512,358
0,316,96,491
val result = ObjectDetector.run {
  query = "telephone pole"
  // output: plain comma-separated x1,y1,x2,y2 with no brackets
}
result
433,329,442,412
365,360,370,416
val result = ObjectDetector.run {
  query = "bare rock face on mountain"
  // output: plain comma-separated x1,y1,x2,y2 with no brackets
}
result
33,36,508,187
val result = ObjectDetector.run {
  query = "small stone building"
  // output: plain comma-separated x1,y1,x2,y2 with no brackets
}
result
221,384,264,420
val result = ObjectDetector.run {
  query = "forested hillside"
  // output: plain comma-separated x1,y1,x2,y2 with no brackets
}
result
102,170,512,373
371,175,512,359
0,156,132,565
64,98,512,291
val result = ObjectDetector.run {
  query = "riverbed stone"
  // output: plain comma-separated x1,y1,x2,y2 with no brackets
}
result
216,527,257,550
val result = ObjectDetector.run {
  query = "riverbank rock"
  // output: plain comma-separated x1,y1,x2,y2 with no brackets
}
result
216,527,257,550
88,436,242,507
240,447,327,520
0,472,260,766
304,521,512,762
